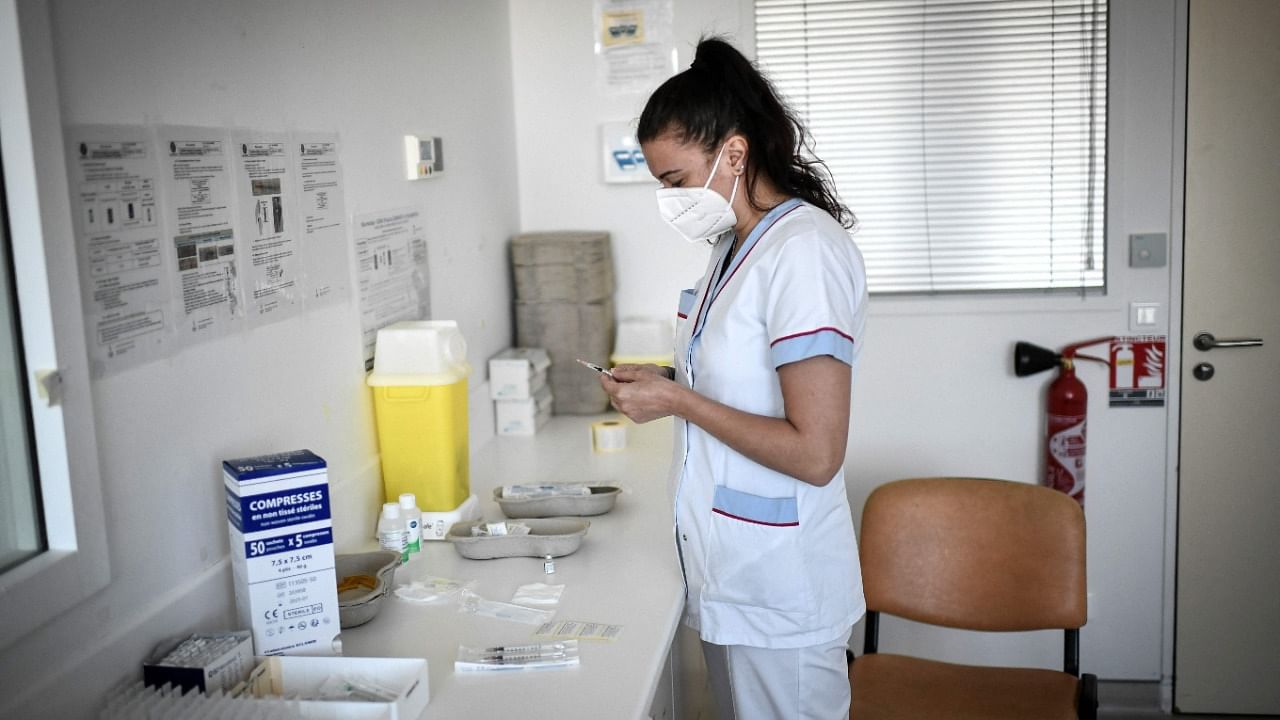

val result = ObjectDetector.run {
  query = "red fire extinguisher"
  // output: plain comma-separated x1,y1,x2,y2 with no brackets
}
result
1015,337,1113,506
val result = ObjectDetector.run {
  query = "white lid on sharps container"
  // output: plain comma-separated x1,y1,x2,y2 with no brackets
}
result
367,320,472,387
381,502,401,519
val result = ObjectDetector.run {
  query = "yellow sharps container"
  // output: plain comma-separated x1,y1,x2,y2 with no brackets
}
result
367,321,471,512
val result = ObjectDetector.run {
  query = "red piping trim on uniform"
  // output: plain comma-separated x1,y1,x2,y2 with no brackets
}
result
770,326,855,347
712,507,800,527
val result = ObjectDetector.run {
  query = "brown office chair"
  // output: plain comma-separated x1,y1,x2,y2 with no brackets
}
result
849,477,1097,720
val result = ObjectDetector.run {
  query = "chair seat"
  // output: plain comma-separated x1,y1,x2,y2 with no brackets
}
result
850,653,1081,720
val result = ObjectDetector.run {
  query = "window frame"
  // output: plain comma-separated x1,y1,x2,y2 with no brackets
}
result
0,142,47,575
0,0,110,651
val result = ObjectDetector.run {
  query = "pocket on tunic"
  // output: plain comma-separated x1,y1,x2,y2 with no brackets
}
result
703,485,811,615
677,288,697,319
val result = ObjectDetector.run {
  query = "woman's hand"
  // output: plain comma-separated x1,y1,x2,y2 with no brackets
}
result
600,364,682,424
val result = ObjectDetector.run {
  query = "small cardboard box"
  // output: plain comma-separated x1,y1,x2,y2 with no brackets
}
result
224,449,339,657
495,383,553,436
245,655,430,720
143,632,254,693
488,347,551,400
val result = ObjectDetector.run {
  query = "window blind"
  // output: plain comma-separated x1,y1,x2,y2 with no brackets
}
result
755,0,1107,294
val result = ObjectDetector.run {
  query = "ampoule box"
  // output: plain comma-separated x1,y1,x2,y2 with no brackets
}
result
488,347,550,400
224,449,339,656
143,631,254,693
495,383,553,436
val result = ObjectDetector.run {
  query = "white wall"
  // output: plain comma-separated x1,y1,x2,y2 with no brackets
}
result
0,1,519,717
511,0,1181,680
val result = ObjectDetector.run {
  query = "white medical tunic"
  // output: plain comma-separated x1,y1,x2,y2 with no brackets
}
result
670,198,867,649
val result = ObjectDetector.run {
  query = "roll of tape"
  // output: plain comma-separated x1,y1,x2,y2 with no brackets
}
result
592,420,627,452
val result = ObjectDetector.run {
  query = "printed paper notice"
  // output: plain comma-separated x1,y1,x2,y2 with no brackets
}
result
354,208,430,370
234,132,302,326
65,125,172,377
294,133,350,307
594,0,675,95
160,126,243,343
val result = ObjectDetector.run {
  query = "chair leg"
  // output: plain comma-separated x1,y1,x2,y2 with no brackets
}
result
1077,673,1098,720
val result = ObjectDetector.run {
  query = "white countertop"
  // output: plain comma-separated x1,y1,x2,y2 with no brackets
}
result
341,414,685,719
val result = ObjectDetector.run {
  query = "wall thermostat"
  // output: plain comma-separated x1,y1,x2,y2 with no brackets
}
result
404,134,444,180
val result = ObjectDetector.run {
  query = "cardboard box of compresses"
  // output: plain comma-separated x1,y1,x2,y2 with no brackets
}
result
488,347,551,400
224,449,339,656
496,383,553,436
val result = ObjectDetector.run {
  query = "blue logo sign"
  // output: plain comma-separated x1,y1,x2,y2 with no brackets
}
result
612,149,647,173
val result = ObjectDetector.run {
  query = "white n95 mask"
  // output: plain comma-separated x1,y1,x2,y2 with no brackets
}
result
655,144,740,244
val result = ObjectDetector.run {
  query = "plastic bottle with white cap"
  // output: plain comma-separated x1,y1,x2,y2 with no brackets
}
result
399,493,422,556
377,502,409,564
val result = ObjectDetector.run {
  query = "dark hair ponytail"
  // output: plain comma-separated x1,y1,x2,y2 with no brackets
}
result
637,37,854,229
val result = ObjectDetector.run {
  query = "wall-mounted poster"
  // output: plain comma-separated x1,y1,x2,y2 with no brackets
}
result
159,126,245,346
233,131,302,327
593,0,676,96
353,208,430,371
294,133,351,308
64,125,173,377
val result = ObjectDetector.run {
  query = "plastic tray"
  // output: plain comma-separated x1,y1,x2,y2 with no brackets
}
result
335,550,400,628
447,518,590,559
493,485,621,518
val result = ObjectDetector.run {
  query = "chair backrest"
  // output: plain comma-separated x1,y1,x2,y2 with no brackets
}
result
859,477,1086,632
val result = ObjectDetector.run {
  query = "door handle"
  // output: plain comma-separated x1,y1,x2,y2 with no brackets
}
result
1193,332,1264,352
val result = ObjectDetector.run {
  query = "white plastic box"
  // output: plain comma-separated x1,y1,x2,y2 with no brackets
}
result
224,450,339,657
488,347,551,400
495,383,553,436
245,655,430,720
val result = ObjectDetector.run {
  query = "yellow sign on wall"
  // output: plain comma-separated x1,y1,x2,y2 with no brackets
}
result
601,10,645,47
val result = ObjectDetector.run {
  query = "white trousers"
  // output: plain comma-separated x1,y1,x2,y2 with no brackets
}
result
701,627,852,720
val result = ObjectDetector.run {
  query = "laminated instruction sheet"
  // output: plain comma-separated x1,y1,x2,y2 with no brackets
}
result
159,126,244,344
354,208,430,370
294,133,350,307
62,123,353,369
233,131,301,326
64,125,172,377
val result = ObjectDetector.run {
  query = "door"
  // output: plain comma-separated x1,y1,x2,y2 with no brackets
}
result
1176,0,1280,713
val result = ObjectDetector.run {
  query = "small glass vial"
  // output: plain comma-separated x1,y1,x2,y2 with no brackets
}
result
543,554,555,574
377,502,409,564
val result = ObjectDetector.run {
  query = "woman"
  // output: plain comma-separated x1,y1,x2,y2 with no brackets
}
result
600,37,868,720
